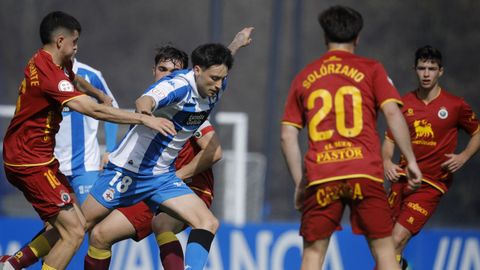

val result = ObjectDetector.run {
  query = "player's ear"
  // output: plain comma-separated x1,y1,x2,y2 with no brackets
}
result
439,66,444,77
193,65,202,75
55,35,64,49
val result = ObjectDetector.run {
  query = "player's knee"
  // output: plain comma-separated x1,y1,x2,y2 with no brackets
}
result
89,225,112,250
192,214,219,233
62,223,85,250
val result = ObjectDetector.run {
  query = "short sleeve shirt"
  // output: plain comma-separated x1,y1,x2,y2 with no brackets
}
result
282,50,402,187
386,89,479,193
3,49,84,166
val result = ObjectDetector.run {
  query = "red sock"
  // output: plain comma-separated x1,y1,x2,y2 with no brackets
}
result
84,254,111,270
159,239,184,270
84,246,111,270
8,246,39,269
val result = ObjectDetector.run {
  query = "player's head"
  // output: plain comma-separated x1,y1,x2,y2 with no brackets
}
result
318,5,363,45
414,45,444,90
191,43,233,98
40,11,82,60
153,46,189,82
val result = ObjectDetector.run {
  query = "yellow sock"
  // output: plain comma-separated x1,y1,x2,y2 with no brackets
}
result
41,263,57,270
29,235,51,258
87,246,112,260
156,231,178,246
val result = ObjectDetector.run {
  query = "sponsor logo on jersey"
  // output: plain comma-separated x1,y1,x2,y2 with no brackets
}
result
414,120,434,138
58,80,74,92
185,112,208,126
438,107,448,119
317,142,364,164
103,188,115,202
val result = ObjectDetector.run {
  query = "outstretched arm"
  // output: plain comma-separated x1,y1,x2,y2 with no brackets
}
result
74,75,113,106
227,27,254,55
176,131,222,180
135,96,156,115
66,95,176,136
382,101,421,190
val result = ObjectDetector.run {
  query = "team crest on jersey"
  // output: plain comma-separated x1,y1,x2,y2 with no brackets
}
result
438,107,448,119
406,108,414,116
103,188,115,202
59,191,71,204
58,80,74,92
414,120,434,138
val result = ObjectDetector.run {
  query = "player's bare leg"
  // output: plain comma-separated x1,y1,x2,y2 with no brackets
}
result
89,210,137,250
42,204,85,269
152,212,190,270
159,193,219,270
367,236,401,270
300,238,329,270
81,194,113,270
392,222,412,268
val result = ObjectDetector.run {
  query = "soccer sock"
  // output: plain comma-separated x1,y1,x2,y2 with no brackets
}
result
41,263,57,270
84,246,112,270
7,234,50,269
184,229,214,270
156,232,184,270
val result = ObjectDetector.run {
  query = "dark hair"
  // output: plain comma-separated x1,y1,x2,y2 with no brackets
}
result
191,43,233,70
154,46,189,69
415,45,443,68
318,5,363,43
40,11,82,45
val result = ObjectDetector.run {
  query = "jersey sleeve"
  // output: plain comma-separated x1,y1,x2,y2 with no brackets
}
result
143,78,189,111
372,63,403,108
90,71,119,108
458,99,480,136
281,78,305,129
192,120,215,142
39,61,84,106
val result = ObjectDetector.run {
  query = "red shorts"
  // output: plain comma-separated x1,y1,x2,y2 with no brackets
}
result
117,187,213,241
388,178,443,235
300,178,393,242
4,160,74,221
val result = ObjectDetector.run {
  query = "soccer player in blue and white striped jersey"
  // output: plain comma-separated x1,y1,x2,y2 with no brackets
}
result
83,32,252,270
55,59,119,204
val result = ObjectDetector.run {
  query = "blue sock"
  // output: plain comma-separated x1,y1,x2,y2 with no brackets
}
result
184,229,214,270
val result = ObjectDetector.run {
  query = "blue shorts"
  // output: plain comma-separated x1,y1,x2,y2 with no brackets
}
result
89,166,193,212
67,170,100,205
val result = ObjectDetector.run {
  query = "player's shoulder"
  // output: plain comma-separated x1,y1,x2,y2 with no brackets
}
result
401,90,417,100
440,88,463,101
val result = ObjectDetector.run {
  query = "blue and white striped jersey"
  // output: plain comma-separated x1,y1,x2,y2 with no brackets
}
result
108,69,226,176
54,59,119,176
